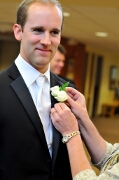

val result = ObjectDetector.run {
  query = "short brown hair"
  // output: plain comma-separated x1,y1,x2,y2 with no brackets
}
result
16,0,63,30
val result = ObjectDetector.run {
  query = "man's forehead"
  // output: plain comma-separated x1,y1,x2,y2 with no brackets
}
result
28,2,62,16
26,3,63,27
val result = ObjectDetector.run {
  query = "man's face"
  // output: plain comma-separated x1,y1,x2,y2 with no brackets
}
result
50,50,65,75
14,2,62,73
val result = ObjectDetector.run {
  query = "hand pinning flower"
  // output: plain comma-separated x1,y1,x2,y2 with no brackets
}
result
50,82,69,102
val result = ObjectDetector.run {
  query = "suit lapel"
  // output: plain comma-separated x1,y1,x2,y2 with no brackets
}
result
50,72,63,169
8,63,48,149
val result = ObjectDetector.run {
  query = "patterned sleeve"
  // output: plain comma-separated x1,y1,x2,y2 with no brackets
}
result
73,142,119,180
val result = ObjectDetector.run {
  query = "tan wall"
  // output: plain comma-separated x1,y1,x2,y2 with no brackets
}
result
85,45,119,116
0,39,19,71
98,53,119,114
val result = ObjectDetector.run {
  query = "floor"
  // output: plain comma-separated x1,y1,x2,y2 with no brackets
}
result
83,114,119,175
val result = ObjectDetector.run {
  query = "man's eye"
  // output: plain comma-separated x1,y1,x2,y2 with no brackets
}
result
34,28,43,32
51,31,59,36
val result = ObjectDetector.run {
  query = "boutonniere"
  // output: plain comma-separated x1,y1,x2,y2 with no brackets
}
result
50,82,69,102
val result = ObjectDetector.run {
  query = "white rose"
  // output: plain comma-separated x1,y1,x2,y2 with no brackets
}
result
50,86,60,97
55,90,68,102
50,86,59,91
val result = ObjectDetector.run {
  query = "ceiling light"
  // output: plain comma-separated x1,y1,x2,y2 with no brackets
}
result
95,32,108,37
63,12,70,17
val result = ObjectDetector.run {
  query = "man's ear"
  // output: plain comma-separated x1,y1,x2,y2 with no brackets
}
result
13,24,22,41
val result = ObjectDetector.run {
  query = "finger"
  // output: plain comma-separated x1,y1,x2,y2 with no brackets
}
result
66,87,77,95
54,102,67,112
66,96,75,108
66,87,80,100
50,110,58,118
67,87,84,102
52,110,57,115
51,108,57,115
58,102,71,111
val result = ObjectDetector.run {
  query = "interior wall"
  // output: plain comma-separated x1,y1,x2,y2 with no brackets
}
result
85,45,119,116
98,53,119,114
0,39,19,71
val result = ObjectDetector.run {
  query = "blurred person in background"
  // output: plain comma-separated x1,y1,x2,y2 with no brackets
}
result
50,44,75,85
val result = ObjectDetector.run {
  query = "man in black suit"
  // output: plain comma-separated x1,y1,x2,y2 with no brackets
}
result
0,0,76,180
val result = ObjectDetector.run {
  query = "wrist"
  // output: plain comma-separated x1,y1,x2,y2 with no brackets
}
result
62,130,80,143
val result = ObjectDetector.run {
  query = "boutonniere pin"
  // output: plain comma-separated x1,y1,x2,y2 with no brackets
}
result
50,82,69,102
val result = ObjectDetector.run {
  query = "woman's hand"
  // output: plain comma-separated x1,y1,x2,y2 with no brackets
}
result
66,87,90,123
51,102,78,136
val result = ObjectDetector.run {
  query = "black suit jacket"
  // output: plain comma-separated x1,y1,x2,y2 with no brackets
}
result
0,63,76,180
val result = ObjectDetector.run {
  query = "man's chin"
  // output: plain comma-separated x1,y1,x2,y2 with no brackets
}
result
57,72,61,76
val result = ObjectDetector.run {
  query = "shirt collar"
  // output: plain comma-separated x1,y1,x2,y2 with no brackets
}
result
15,54,50,88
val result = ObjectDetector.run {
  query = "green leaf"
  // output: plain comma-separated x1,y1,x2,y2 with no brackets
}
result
59,81,69,91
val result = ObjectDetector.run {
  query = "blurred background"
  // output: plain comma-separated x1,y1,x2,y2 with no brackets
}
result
1,0,119,175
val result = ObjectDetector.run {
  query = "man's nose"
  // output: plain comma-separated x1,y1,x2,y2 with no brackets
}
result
40,32,51,45
59,61,64,67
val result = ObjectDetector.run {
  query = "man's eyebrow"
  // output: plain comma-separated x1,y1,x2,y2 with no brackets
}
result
31,26,61,31
31,26,43,29
52,28,61,32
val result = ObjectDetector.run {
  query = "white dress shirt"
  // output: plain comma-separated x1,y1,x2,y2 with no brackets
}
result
15,54,53,157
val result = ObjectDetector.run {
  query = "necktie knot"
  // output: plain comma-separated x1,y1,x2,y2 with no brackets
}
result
36,75,46,88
